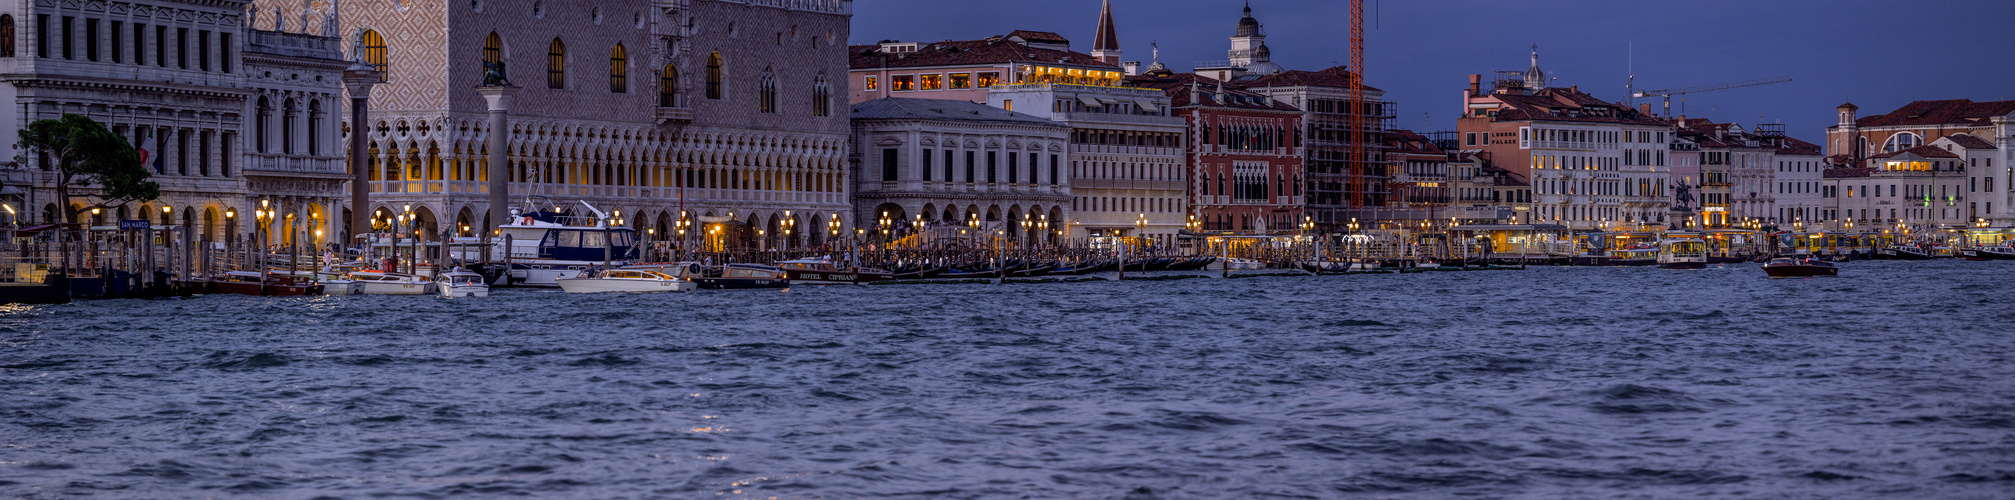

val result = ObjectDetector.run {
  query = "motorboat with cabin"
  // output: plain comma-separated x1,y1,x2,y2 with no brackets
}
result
319,263,364,295
1657,238,1708,269
1762,257,1838,278
208,271,323,296
698,263,790,289
555,268,696,293
438,267,490,297
776,257,896,285
350,270,433,295
475,200,641,287
1960,246,2015,261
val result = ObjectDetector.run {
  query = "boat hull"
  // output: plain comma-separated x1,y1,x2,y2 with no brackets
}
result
323,281,360,295
697,278,789,289
440,285,490,297
360,282,430,295
1960,249,2015,261
785,269,898,285
1764,265,1838,278
1658,262,1707,270
555,278,695,293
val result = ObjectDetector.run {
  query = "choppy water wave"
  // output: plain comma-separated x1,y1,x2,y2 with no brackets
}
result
4,261,2015,498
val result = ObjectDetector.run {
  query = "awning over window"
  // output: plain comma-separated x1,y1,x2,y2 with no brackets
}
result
1076,95,1104,107
1133,99,1160,112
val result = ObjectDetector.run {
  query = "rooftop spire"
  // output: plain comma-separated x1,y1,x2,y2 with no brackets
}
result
1091,0,1122,64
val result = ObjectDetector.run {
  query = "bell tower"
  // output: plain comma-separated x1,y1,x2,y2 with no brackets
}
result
1090,0,1122,65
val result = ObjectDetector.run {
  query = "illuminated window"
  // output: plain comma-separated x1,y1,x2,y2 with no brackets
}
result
546,38,566,89
976,72,999,88
891,75,914,91
919,74,941,90
705,52,722,99
483,32,501,63
863,75,877,91
949,73,970,89
609,44,627,93
361,30,387,82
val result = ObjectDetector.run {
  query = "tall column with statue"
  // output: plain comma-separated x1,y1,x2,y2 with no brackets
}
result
478,57,519,232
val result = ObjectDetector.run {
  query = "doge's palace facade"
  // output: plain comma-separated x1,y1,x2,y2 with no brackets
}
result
283,0,854,247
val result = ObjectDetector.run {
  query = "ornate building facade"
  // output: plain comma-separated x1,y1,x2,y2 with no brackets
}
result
0,0,348,249
286,0,854,247
849,97,1070,245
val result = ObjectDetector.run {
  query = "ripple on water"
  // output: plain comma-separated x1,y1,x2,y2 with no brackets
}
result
1,262,2012,498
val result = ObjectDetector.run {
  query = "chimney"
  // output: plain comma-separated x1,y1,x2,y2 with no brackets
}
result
1638,103,1652,116
1468,74,1481,96
1570,85,1578,93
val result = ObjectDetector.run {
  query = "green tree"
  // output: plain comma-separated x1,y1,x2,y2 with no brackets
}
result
17,114,158,224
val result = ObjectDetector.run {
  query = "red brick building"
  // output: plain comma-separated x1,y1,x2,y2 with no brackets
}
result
1131,72,1304,234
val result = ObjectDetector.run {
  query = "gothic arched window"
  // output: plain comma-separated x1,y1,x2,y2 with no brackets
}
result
811,73,830,117
483,32,502,64
758,68,776,113
546,38,566,89
705,52,722,99
609,44,627,93
361,30,387,82
660,64,679,107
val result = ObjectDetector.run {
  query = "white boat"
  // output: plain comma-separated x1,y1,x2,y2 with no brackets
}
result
446,201,640,287
1657,238,1708,269
319,264,364,295
438,268,490,298
555,269,696,293
351,270,434,295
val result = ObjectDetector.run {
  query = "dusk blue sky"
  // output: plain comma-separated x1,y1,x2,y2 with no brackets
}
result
852,0,2015,147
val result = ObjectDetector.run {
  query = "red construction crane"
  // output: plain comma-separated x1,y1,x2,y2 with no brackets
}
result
1348,0,1367,213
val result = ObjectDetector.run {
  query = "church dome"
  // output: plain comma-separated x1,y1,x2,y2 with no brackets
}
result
1253,43,1272,61
1244,60,1284,76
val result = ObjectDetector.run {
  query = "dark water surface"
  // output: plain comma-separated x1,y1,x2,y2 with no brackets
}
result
4,261,2015,499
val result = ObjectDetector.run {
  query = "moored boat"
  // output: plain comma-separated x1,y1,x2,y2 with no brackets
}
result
209,271,323,296
1877,246,1934,260
1657,238,1708,269
351,270,432,295
1960,246,2015,261
777,258,897,285
438,268,490,297
1763,258,1838,278
697,264,790,289
556,268,695,293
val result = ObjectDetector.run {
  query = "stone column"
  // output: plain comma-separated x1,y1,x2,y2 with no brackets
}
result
342,64,381,245
477,85,519,231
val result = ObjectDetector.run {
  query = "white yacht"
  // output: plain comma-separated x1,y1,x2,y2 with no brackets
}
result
351,270,434,295
456,200,641,287
555,269,696,293
319,263,364,295
438,268,490,298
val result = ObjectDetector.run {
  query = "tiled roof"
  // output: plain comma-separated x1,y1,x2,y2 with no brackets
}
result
850,98,1066,127
1231,66,1383,93
1776,136,1822,156
1129,73,1300,111
1856,99,2015,128
1487,87,1664,126
1824,167,1872,178
1007,30,1070,45
1944,133,1996,150
1385,129,1445,156
1869,144,1961,159
849,37,1114,70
